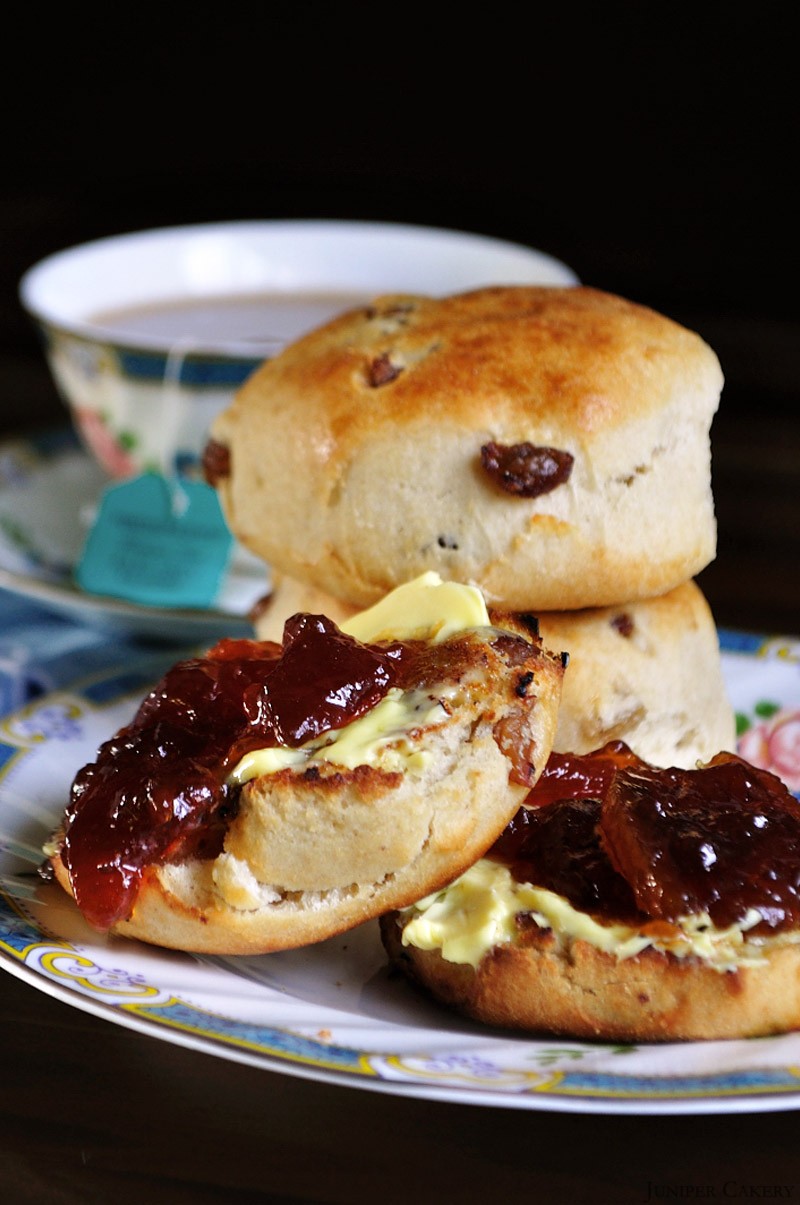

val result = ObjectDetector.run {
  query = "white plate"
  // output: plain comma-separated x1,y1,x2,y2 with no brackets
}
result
1,636,799,1113
0,431,266,641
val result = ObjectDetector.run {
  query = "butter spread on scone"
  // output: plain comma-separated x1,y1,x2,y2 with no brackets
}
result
398,862,776,974
49,574,564,954
255,573,737,771
230,572,490,782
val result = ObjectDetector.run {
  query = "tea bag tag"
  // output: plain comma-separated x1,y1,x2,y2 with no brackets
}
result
76,473,234,609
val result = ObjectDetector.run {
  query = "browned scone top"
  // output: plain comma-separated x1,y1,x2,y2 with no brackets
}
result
210,285,723,611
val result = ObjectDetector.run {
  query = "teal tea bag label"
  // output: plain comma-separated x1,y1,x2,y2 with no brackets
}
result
76,473,234,609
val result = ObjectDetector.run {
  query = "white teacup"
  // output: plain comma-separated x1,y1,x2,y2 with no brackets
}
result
19,219,577,480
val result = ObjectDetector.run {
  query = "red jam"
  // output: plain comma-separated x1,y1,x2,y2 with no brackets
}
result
489,746,800,933
520,740,645,809
603,754,800,932
491,792,645,923
489,743,647,922
63,616,404,931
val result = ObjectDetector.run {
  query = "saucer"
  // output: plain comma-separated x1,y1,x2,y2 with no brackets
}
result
0,429,267,642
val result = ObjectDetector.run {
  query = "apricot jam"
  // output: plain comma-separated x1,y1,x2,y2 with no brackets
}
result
62,616,404,931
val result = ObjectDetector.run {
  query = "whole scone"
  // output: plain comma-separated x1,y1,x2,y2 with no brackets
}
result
208,285,723,611
254,574,736,769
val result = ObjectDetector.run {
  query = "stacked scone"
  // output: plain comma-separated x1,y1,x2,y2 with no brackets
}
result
208,284,736,768
200,283,800,1044
50,284,800,1047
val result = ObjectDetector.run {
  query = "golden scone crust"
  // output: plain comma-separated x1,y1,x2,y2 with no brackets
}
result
255,575,736,770
538,581,736,767
380,912,800,1042
212,285,723,611
51,619,564,954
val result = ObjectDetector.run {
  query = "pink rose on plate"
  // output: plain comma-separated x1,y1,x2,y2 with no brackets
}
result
739,708,800,793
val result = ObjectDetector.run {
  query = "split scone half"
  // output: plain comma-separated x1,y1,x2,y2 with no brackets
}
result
48,574,564,954
381,744,800,1041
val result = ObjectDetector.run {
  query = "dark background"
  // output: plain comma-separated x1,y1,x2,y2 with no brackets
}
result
0,14,799,1200
0,6,797,629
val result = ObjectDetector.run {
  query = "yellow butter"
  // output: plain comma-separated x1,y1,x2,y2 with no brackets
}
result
229,687,447,783
229,573,486,784
400,858,786,973
341,571,489,644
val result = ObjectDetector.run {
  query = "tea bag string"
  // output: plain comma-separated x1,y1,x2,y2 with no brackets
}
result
161,337,199,515
161,329,288,514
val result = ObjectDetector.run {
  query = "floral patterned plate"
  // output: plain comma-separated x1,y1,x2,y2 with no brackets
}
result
0,634,799,1114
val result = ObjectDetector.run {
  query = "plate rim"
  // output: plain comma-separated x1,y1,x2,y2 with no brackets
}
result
1,641,800,1114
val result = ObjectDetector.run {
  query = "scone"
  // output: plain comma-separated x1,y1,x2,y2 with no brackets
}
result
381,745,800,1041
536,582,736,767
207,285,723,611
255,574,736,769
48,575,564,954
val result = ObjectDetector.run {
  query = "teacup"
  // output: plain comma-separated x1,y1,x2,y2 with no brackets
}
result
19,219,577,479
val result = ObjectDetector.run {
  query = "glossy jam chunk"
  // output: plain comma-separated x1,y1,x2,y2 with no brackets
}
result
523,740,645,808
603,754,800,932
63,618,403,931
489,743,648,919
490,748,800,934
260,613,401,745
490,794,644,923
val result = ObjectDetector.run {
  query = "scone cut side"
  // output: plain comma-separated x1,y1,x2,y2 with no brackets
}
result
49,574,564,954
